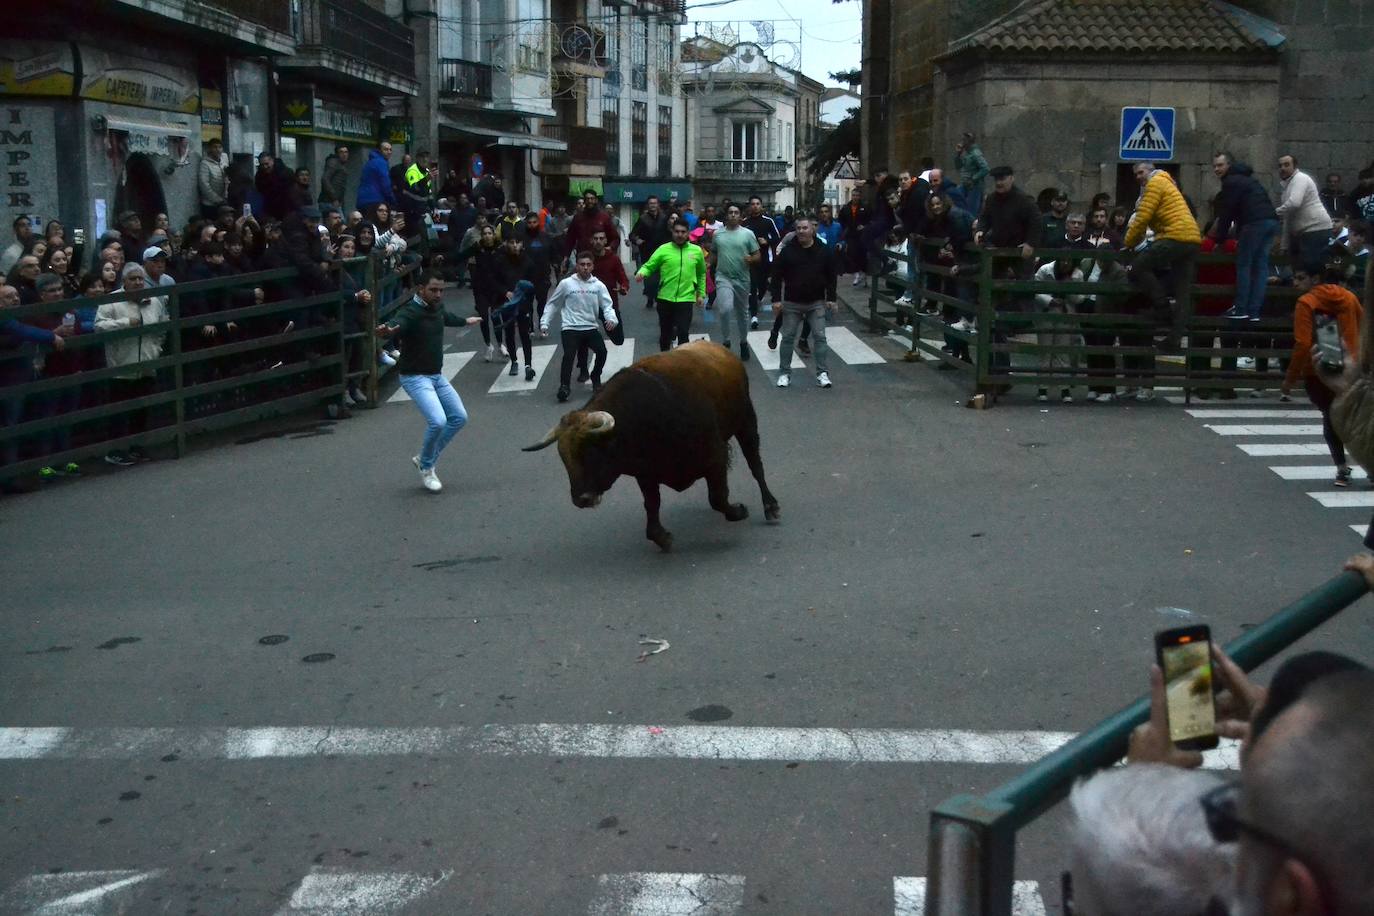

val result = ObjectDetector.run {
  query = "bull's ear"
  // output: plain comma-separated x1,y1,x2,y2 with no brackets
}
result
582,410,616,436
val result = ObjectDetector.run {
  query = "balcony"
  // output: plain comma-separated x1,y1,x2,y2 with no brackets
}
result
539,124,610,174
439,58,494,103
695,159,789,183
101,0,295,54
209,0,292,32
552,22,609,77
277,0,419,95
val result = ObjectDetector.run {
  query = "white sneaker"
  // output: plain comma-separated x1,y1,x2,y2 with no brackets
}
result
416,458,443,492
1237,356,1256,370
851,275,861,287
951,318,973,332
1085,391,1100,403
776,373,790,388
896,294,913,305
1135,388,1154,402
379,351,396,367
816,371,832,388
1097,392,1116,403
484,343,496,362
750,316,760,329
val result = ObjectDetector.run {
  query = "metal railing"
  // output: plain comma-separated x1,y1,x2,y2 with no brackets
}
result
856,241,1373,402
695,159,789,180
1,255,427,484
553,22,609,68
207,0,293,32
294,0,415,81
439,58,494,101
925,571,1370,915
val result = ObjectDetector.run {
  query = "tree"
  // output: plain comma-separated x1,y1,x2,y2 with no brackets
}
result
829,69,861,86
806,107,860,187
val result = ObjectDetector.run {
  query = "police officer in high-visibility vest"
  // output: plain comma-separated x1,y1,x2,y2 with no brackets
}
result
401,150,434,230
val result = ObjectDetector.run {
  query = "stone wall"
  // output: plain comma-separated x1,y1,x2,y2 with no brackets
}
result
1237,0,1373,181
940,56,1282,209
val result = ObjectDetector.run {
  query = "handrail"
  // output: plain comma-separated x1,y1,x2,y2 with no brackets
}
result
925,571,1370,915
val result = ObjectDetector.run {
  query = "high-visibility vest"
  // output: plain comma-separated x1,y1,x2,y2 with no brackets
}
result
405,163,426,189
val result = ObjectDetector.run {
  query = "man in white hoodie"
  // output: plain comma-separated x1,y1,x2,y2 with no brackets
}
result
1277,154,1334,274
540,250,618,403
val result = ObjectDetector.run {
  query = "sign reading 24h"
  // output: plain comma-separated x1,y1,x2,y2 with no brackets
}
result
1119,107,1175,161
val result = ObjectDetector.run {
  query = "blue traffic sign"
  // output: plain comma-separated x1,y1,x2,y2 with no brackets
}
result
1119,107,1175,161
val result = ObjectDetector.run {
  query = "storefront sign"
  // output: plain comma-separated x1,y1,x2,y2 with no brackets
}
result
0,42,76,97
78,47,198,114
1,105,58,227
279,92,377,143
381,117,412,145
200,88,224,142
603,181,693,204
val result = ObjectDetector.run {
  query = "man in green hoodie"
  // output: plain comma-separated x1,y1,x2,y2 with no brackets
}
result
636,218,707,351
375,270,482,492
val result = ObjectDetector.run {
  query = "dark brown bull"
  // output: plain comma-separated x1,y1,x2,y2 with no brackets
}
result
522,341,780,550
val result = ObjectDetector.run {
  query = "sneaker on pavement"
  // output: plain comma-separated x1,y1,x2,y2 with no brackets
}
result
38,466,57,481
739,341,750,362
1237,356,1256,370
62,462,80,476
1037,388,1049,402
816,371,832,388
104,451,135,467
525,365,536,381
768,328,779,350
557,385,570,402
750,316,760,329
484,343,496,363
851,275,861,287
420,467,443,492
1135,388,1155,402
1221,308,1246,319
1335,466,1352,487
1097,392,1116,403
1061,389,1073,403
776,373,790,388
508,361,518,376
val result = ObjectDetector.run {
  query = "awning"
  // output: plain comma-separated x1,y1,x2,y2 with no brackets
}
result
439,121,567,152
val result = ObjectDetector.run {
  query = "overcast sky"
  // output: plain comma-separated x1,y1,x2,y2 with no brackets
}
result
685,0,862,88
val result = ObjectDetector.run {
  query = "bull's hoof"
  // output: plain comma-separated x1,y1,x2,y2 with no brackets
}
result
764,502,781,523
648,528,674,552
723,503,749,522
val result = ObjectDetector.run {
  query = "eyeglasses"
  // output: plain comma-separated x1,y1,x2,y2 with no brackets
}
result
1200,783,1333,913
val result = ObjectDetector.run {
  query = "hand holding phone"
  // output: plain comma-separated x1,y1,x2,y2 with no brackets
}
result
1154,625,1219,751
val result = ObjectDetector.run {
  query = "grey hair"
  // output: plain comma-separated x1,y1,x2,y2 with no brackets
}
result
121,262,147,281
1067,212,1086,223
1068,765,1235,916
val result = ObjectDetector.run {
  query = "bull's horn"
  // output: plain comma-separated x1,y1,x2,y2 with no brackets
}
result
521,423,562,452
584,411,616,435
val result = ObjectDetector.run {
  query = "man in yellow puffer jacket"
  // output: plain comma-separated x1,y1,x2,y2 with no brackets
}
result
1122,161,1202,344
636,218,707,351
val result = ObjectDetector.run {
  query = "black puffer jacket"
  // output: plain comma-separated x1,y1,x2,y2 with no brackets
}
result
1214,162,1277,238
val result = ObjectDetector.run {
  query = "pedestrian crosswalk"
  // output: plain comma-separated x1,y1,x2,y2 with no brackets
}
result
1184,402,1371,540
0,867,1046,915
383,330,888,402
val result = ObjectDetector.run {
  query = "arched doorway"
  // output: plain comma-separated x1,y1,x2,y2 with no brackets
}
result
115,152,168,230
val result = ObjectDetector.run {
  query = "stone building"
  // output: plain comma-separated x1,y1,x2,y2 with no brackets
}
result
861,0,1374,208
680,40,824,211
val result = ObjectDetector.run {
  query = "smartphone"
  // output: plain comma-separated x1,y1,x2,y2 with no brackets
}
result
242,203,253,219
1315,314,1344,371
1154,625,1219,750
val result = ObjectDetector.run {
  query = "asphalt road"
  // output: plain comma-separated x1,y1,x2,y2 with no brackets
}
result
3,280,1372,915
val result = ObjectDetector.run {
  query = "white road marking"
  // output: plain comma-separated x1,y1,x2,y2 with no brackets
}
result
1307,491,1374,508
1352,524,1368,536
587,873,746,916
1186,409,1320,419
746,330,807,371
0,726,69,758
273,868,450,915
1205,424,1324,436
824,326,886,365
597,337,637,380
1270,465,1367,480
0,869,163,915
1236,443,1330,456
0,725,1238,768
488,344,557,394
386,351,476,403
893,877,1046,916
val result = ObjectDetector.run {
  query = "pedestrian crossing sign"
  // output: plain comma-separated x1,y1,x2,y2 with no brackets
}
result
1119,107,1175,161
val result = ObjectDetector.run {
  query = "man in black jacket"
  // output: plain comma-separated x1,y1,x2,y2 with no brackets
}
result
837,187,870,285
629,196,671,306
1209,151,1278,320
770,216,838,390
745,194,781,326
521,211,557,322
974,165,1041,382
255,152,295,221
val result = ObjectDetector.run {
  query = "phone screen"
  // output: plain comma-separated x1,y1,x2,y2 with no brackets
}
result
1161,638,1216,743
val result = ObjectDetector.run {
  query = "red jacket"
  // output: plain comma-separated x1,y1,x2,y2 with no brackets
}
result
1196,237,1239,316
567,208,620,257
592,250,629,309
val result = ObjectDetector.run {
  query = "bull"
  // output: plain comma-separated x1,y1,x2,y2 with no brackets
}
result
522,341,780,551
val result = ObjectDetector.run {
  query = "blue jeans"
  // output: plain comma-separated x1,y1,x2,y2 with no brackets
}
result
399,373,468,471
1235,219,1279,318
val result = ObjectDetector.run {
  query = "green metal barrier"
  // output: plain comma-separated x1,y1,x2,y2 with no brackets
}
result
1,265,349,482
854,241,1367,403
924,570,1370,915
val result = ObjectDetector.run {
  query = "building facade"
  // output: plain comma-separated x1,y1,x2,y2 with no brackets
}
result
680,40,822,212
861,0,1374,208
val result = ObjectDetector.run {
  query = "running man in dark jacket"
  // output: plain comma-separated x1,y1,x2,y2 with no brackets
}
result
769,215,838,390
374,270,481,493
